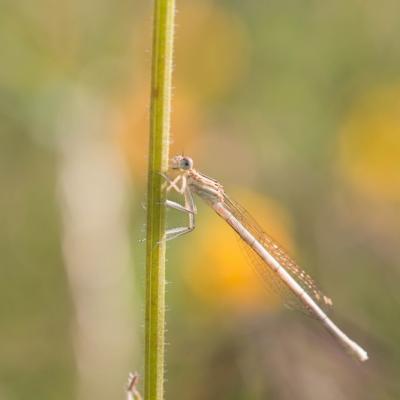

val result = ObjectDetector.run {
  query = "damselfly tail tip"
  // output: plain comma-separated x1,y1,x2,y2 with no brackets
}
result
350,342,368,362
359,350,369,362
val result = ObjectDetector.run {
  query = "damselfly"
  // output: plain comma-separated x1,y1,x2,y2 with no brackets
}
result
163,155,368,362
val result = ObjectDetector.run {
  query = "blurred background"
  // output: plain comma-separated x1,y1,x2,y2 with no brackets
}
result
1,0,400,399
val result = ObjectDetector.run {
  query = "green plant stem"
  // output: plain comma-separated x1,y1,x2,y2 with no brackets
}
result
144,0,175,399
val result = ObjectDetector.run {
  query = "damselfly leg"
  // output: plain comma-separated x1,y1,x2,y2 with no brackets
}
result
162,173,197,241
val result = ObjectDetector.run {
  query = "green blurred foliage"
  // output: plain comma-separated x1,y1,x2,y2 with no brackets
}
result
2,0,400,399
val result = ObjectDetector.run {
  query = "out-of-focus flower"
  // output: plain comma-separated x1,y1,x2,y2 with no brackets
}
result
183,189,295,313
118,1,249,180
116,86,202,179
338,85,400,202
175,1,250,103
117,1,249,180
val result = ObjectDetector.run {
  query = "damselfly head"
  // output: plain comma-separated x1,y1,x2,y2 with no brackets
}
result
171,155,193,170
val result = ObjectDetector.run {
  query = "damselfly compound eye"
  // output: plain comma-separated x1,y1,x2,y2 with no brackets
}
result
181,157,193,170
171,155,193,170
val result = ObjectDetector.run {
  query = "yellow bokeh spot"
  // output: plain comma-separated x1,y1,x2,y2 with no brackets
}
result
175,1,249,102
183,189,295,313
339,85,400,202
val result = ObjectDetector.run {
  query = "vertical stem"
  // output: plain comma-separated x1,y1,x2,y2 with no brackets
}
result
145,0,175,399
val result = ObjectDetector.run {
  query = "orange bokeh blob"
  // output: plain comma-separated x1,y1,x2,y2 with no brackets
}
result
182,189,296,313
116,1,250,180
116,85,203,180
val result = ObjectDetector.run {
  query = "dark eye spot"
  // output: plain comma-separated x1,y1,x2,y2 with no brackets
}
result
180,156,193,169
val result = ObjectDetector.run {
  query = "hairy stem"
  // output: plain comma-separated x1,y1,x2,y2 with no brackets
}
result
144,0,175,399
